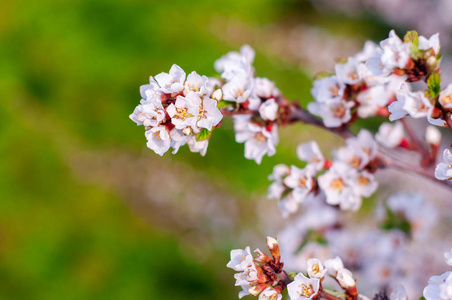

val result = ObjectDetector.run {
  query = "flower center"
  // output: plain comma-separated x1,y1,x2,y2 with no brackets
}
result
175,107,189,119
329,178,344,192
299,176,308,188
357,176,370,186
253,132,266,144
348,156,361,168
312,263,320,274
299,284,314,297
186,82,199,92
348,71,358,80
332,105,346,118
443,93,452,105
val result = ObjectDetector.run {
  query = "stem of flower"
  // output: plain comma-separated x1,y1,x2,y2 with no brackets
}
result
319,290,345,300
400,118,433,166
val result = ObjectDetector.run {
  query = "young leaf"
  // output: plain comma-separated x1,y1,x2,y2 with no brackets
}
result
196,128,212,141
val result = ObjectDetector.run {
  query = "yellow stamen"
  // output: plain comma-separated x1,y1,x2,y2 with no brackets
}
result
330,178,344,192
348,156,361,168
357,176,370,186
299,284,314,297
443,94,452,104
312,263,320,274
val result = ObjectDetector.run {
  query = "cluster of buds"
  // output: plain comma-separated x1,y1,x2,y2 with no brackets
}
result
423,248,452,300
268,130,379,216
130,65,223,156
227,237,289,299
228,237,362,300
215,45,286,164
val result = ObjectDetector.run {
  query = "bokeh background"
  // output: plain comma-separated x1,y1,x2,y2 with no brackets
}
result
1,0,451,299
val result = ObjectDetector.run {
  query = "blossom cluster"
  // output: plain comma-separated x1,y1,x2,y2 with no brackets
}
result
227,237,362,300
307,38,405,127
277,192,442,299
130,65,223,156
215,45,283,164
423,248,452,300
268,130,378,216
226,237,288,299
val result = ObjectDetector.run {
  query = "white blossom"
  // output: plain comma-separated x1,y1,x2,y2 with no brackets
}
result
376,122,405,148
287,273,320,300
402,89,432,119
446,248,452,267
259,287,282,300
234,116,278,164
183,71,208,96
222,74,254,103
350,170,378,198
154,64,186,94
169,129,188,154
439,84,452,109
307,100,354,128
419,33,440,55
426,125,442,145
318,162,354,206
188,95,223,132
255,77,279,99
424,271,452,300
337,268,356,288
380,30,411,71
311,76,345,103
145,126,171,156
259,98,279,121
335,58,365,85
354,41,379,62
296,141,325,172
307,258,327,279
214,44,255,76
348,129,378,161
335,144,369,169
389,285,408,300
234,264,258,286
129,98,166,127
167,93,199,129
187,135,209,156
283,165,316,203
324,257,344,276
435,149,452,180
227,246,254,272
140,78,162,100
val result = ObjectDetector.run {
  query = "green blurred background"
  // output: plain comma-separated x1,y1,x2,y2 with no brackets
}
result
0,0,393,299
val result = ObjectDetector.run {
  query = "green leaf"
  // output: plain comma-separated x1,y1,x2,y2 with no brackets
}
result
216,100,235,109
196,128,212,141
419,297,426,300
427,73,441,97
404,30,419,47
314,71,334,80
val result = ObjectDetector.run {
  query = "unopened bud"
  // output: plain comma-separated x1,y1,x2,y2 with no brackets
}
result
325,256,344,276
249,283,268,296
426,125,441,145
427,56,438,69
266,236,280,263
337,268,355,288
182,127,192,136
211,89,223,101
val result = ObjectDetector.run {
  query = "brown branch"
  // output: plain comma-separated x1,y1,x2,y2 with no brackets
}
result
400,118,432,166
319,290,345,300
220,101,452,190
